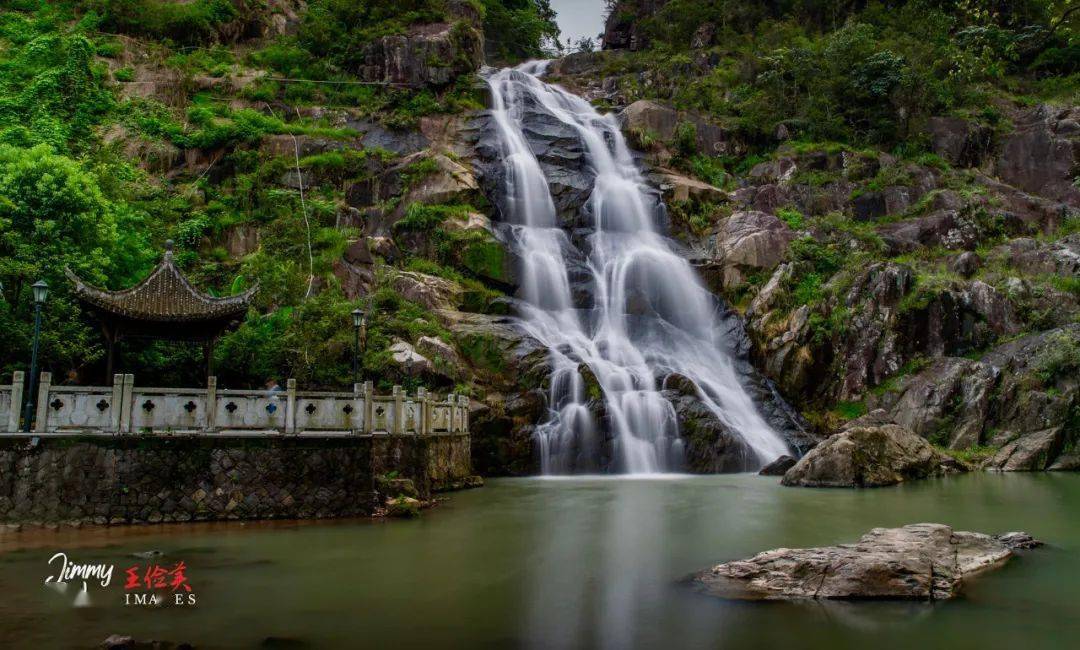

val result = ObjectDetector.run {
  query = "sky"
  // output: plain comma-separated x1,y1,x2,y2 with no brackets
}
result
549,0,607,48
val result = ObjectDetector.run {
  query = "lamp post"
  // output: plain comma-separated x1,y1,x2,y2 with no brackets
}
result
351,307,365,385
22,280,48,432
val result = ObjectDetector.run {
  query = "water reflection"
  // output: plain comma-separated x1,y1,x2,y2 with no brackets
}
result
0,474,1078,649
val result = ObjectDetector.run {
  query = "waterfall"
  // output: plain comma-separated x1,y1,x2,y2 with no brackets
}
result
484,62,790,474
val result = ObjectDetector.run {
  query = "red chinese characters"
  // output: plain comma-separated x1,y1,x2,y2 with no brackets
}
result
123,561,192,593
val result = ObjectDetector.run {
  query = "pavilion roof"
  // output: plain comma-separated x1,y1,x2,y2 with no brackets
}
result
66,242,258,324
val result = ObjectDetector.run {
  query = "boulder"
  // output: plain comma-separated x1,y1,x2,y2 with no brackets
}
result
389,340,434,376
416,335,465,381
648,168,726,203
877,210,983,253
693,524,1041,601
333,258,375,300
948,251,982,277
781,424,967,487
400,153,480,208
621,100,743,157
706,211,794,288
758,455,796,476
667,387,757,473
390,271,462,311
989,235,1080,277
987,427,1066,472
385,496,422,518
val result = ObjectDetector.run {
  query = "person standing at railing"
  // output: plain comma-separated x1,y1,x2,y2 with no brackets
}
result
264,378,282,397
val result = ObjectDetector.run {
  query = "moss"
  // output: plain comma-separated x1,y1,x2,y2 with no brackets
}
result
449,230,508,283
831,400,867,421
935,444,998,464
457,333,506,374
1033,331,1080,385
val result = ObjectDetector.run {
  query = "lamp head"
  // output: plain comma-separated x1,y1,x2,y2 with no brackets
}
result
351,308,365,329
31,280,48,305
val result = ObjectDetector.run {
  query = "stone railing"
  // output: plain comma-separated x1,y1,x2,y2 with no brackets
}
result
0,373,469,436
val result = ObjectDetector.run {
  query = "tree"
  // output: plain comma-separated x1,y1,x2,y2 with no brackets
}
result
0,144,122,374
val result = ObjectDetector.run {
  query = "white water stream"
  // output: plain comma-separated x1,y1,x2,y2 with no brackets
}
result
485,62,789,474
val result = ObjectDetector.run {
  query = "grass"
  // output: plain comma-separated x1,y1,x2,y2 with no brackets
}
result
936,444,999,465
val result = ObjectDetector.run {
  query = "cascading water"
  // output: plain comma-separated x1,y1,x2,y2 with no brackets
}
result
485,61,790,474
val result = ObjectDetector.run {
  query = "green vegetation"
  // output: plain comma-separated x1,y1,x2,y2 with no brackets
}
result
0,0,556,388
936,444,999,464
1033,330,1080,384
603,0,1078,146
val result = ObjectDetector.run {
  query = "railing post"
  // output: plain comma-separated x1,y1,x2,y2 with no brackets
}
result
34,371,52,433
392,385,404,435
353,383,363,435
416,388,427,435
286,378,297,434
119,373,134,433
205,376,217,432
8,371,23,432
363,381,374,434
459,395,470,433
447,393,457,433
109,374,124,432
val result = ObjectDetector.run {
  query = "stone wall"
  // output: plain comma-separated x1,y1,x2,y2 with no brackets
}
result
0,434,471,525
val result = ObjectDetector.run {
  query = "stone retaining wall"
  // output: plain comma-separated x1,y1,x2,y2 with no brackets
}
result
0,434,471,525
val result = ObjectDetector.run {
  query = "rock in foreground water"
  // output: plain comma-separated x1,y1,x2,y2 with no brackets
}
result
693,524,1041,601
758,455,797,476
781,424,966,487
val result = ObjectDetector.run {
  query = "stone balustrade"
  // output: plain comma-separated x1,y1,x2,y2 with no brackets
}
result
0,373,469,436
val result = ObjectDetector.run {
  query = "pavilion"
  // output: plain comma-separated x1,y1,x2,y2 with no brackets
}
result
66,241,258,382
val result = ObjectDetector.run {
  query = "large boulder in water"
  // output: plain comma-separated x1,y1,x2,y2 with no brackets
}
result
781,424,967,487
693,524,1041,601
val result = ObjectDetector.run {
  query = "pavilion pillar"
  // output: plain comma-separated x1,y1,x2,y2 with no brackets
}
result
103,324,116,385
203,339,216,381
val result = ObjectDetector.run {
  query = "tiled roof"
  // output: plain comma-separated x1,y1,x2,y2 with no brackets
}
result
66,242,257,323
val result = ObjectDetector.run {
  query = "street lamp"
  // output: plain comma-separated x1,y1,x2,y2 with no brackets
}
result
22,280,48,432
351,307,365,385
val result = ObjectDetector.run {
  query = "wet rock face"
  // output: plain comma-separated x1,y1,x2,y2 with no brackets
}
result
748,258,1028,404
693,524,1041,601
871,324,1080,470
758,455,796,476
926,116,995,168
989,235,1080,277
781,424,967,488
620,100,744,159
995,105,1080,206
359,20,483,87
602,0,670,50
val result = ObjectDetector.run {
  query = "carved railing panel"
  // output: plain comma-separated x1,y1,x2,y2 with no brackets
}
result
3,373,466,436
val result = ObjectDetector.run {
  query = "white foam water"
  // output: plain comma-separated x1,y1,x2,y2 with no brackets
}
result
484,62,789,474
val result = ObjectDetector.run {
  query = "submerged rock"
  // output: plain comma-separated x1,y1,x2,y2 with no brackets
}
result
693,523,1041,601
781,424,967,487
758,455,796,476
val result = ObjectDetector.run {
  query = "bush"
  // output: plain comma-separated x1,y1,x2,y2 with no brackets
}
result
89,0,240,45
